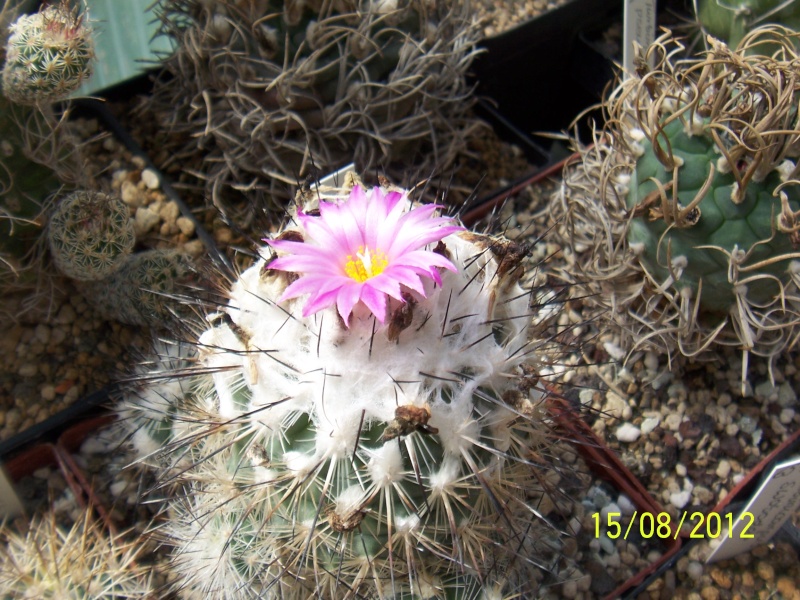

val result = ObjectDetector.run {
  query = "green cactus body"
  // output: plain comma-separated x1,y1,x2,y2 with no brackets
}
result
627,118,800,313
696,0,800,49
122,182,566,598
47,190,135,281
1,2,94,105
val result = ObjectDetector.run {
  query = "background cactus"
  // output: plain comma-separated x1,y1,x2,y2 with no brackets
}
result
0,507,154,599
47,190,135,281
119,176,571,598
1,0,94,106
551,27,800,372
83,248,196,327
695,0,800,49
141,0,482,227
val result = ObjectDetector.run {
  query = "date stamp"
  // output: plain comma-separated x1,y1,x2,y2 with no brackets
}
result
592,511,757,541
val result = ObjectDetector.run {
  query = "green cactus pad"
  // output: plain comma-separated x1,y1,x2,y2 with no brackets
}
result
627,118,800,313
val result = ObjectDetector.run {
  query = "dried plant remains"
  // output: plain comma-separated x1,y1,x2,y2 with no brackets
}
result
142,0,483,228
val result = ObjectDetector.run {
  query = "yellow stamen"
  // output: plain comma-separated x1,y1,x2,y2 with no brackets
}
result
344,245,388,282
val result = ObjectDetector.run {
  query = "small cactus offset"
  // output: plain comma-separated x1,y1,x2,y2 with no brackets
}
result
121,176,570,598
143,0,482,223
0,508,154,599
47,190,135,281
1,0,94,106
83,248,196,327
551,27,800,369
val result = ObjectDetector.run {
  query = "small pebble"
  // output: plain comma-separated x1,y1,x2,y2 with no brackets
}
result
715,460,731,479
141,167,160,189
670,490,691,509
615,423,641,442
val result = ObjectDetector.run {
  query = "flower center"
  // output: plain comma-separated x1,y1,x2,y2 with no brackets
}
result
344,245,388,282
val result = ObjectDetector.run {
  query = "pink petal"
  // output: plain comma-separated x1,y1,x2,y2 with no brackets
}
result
336,283,363,327
360,283,388,323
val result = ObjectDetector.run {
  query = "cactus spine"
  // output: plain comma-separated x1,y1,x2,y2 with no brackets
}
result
121,176,567,598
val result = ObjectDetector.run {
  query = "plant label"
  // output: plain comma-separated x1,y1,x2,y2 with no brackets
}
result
707,454,800,563
0,467,24,519
623,0,656,77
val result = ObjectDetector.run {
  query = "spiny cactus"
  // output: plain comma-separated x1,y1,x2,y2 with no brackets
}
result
0,507,154,599
551,27,800,373
1,0,94,106
83,248,196,327
142,0,482,226
120,175,572,598
47,190,135,281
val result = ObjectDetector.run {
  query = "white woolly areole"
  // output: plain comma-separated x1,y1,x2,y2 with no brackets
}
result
206,231,530,467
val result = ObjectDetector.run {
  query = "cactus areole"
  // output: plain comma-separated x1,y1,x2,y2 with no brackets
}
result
627,117,800,313
126,177,562,598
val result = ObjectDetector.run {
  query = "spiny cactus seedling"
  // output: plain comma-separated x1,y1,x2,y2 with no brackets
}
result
83,248,195,328
552,27,800,375
120,176,573,598
0,507,153,599
143,0,482,226
1,0,94,106
47,190,135,281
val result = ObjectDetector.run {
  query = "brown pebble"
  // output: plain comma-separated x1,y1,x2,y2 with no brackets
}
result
756,561,774,582
700,587,720,600
777,576,797,597
709,567,732,589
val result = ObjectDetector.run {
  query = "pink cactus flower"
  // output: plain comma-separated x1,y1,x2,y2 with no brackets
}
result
266,185,463,326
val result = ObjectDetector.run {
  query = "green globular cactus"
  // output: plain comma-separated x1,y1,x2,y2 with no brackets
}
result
143,0,482,225
696,0,800,49
83,248,195,327
552,27,800,368
47,190,135,281
0,508,154,599
1,1,94,106
120,177,570,598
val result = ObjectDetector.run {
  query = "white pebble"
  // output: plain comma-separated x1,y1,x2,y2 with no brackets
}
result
778,382,797,407
686,560,704,580
675,464,687,477
40,385,56,402
176,216,196,236
780,408,795,424
664,413,683,431
561,580,578,599
644,351,659,371
715,460,731,479
109,480,129,498
617,494,636,516
615,423,641,443
579,388,595,406
134,206,160,235
641,415,660,435
601,503,621,521
141,167,160,190
670,490,691,509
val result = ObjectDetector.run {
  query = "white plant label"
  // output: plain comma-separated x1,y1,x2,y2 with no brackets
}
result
0,467,24,519
707,455,800,563
623,0,657,77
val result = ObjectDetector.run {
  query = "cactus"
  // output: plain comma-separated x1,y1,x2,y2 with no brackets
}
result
0,507,154,599
1,0,94,106
47,190,135,281
696,0,800,49
83,248,196,328
551,27,800,370
120,176,570,598
142,0,482,225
